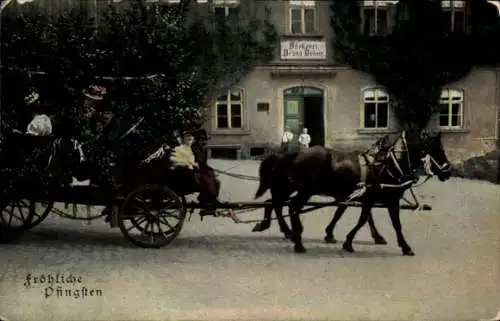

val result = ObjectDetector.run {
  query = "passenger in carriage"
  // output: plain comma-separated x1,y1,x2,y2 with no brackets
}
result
24,91,53,137
170,129,220,216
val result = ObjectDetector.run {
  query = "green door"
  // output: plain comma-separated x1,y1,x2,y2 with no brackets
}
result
283,95,304,152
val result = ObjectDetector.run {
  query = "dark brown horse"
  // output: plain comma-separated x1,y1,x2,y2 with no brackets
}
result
254,130,451,255
252,134,399,242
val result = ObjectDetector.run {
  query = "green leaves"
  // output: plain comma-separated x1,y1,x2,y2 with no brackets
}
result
2,0,277,148
330,0,500,130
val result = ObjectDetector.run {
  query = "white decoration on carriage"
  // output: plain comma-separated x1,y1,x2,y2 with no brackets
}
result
24,91,39,105
26,114,52,136
142,145,169,163
71,139,86,163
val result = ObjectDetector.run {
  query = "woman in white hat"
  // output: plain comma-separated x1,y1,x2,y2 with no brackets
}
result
25,90,53,136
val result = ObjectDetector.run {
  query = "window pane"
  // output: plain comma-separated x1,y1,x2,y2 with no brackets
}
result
230,104,241,116
438,103,449,114
442,11,452,32
451,103,461,115
376,9,388,34
231,116,242,128
291,8,301,33
364,103,377,128
451,115,460,126
217,104,228,116
214,7,226,19
217,116,228,128
362,8,376,35
230,90,241,101
216,92,228,101
377,103,388,127
304,9,315,33
228,6,238,17
453,10,465,32
439,115,449,127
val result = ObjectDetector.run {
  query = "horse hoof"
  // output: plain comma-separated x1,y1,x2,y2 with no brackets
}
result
324,236,337,244
252,223,268,232
402,249,415,256
342,243,354,253
294,245,306,253
251,224,262,232
373,237,388,245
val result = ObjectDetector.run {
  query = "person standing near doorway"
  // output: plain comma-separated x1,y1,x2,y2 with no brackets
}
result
298,127,311,151
281,126,294,153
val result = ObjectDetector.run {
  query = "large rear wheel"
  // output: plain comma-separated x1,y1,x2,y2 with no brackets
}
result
0,198,48,243
118,184,186,248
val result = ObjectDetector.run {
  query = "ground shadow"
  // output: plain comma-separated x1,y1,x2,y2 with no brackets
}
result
2,226,401,259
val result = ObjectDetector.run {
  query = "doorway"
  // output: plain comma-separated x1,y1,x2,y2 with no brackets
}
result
283,87,325,151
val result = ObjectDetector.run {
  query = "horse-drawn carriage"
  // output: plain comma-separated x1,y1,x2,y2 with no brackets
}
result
1,116,452,254
1,85,453,253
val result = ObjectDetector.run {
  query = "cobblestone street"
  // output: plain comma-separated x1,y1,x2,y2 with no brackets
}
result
1,160,499,321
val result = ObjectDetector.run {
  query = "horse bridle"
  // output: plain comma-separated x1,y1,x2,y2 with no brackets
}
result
381,131,451,183
377,131,414,182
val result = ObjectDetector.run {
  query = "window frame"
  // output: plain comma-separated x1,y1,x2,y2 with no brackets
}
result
213,0,239,17
438,88,464,129
288,0,317,35
214,88,245,130
359,0,398,36
361,88,390,130
441,0,467,33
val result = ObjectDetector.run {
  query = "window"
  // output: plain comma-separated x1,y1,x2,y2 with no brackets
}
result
439,89,464,128
360,1,398,36
442,0,466,33
215,89,243,129
289,0,316,34
214,0,239,18
362,88,389,129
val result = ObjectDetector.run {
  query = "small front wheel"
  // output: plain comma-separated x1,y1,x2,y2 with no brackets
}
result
118,184,186,248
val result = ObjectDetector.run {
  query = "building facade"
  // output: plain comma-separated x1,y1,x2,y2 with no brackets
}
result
203,0,500,162
7,0,500,162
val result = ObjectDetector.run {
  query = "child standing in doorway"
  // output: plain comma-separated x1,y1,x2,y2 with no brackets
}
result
298,127,311,151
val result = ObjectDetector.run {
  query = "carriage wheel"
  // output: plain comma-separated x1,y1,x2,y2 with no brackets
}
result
0,197,47,243
24,200,54,229
118,184,186,248
0,198,53,229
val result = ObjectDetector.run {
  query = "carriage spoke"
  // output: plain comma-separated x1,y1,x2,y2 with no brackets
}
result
149,225,155,244
159,216,176,230
126,216,147,232
155,221,170,239
131,203,151,216
142,221,151,236
8,204,15,226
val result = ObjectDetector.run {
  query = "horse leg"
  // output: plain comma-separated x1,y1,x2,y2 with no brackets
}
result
387,201,414,256
367,211,387,245
324,204,348,244
343,200,374,253
276,205,293,239
289,193,309,253
252,199,273,232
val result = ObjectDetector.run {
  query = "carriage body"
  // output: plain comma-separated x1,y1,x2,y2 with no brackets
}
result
0,130,202,248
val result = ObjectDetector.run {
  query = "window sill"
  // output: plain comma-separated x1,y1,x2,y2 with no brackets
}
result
210,129,251,136
281,34,324,39
356,128,396,135
439,127,470,133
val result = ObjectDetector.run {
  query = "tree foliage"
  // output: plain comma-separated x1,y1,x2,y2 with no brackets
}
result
1,0,278,146
330,0,500,130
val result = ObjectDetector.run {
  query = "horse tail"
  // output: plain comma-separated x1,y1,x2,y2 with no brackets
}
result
255,154,280,199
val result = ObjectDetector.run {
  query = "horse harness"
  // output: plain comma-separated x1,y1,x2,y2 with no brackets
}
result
357,131,415,190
